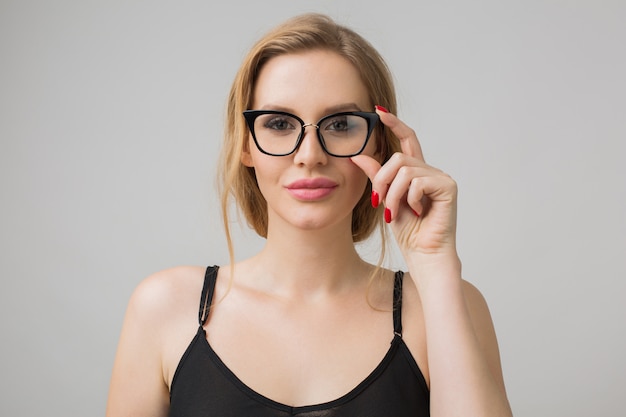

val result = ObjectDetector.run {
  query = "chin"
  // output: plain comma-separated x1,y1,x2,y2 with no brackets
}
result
274,208,352,234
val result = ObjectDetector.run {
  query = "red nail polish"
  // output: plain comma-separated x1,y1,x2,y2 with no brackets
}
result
384,207,392,223
371,191,379,208
375,105,389,113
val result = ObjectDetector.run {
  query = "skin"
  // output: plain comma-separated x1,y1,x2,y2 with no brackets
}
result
106,50,513,417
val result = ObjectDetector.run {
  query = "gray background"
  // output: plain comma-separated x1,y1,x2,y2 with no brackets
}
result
1,0,625,416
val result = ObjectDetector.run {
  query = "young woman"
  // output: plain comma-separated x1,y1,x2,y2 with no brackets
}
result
107,13,513,417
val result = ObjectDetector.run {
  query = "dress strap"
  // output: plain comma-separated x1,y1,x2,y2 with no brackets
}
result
393,270,404,336
198,265,219,326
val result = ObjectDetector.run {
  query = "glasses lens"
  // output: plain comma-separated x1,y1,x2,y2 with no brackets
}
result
253,113,301,155
319,114,370,156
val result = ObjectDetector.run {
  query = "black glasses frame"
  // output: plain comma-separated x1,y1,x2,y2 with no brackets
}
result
243,110,379,157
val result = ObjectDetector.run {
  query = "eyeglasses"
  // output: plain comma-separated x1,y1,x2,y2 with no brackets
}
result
243,110,379,157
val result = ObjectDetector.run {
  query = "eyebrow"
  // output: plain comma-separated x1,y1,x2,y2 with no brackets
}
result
258,103,366,114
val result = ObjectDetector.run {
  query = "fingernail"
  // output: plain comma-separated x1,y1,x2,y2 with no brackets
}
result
371,190,379,208
384,207,392,223
375,105,389,113
412,209,421,217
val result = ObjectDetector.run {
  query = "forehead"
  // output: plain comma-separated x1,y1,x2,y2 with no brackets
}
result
252,50,371,114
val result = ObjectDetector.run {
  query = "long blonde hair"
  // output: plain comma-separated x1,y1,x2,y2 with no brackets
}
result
218,13,401,267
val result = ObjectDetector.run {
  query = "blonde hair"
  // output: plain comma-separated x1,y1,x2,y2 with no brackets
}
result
218,13,401,267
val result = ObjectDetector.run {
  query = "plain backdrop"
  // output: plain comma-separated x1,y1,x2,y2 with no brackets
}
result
1,0,625,416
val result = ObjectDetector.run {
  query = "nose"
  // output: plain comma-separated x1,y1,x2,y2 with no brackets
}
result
293,124,328,166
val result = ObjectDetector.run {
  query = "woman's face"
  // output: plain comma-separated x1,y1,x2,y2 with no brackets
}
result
242,49,379,235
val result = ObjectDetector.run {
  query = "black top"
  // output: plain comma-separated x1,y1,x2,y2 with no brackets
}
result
169,266,430,416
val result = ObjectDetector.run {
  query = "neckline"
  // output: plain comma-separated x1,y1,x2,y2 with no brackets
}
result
199,328,403,413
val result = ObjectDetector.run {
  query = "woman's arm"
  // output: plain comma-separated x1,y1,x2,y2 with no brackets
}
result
352,108,513,416
106,275,172,417
407,262,512,416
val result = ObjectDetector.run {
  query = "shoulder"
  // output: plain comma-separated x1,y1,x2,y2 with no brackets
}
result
123,266,209,381
121,265,209,350
459,279,497,336
458,280,503,363
401,274,496,332
126,266,205,322
400,272,492,316
107,266,208,416
401,273,505,387
130,266,206,301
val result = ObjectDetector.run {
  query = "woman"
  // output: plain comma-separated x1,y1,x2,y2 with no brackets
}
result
107,13,513,417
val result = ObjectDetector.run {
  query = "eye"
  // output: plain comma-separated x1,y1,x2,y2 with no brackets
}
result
264,116,297,131
324,116,350,131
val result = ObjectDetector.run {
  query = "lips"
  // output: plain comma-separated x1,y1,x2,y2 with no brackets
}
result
285,178,338,200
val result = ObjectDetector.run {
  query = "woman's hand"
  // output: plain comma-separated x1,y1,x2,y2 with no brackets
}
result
351,107,459,260
355,109,513,417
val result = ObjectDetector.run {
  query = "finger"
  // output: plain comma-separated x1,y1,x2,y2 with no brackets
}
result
375,107,425,162
368,152,428,204
383,166,429,221
406,178,425,217
382,161,454,221
350,154,382,182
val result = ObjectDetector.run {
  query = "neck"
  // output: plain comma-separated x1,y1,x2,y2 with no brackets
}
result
245,217,370,298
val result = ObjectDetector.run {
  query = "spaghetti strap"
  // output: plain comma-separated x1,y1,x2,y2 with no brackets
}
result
198,265,219,326
170,265,430,415
393,271,404,336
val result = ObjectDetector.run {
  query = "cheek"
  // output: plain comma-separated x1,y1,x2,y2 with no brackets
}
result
346,164,370,196
250,154,286,191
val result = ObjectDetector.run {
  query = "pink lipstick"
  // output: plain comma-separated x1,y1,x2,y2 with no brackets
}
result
286,178,338,201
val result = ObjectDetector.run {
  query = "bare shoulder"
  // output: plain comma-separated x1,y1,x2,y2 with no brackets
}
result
402,275,500,342
398,274,506,387
459,280,500,348
107,265,208,417
459,279,506,377
127,265,206,322
126,265,208,364
461,279,490,310
400,273,494,322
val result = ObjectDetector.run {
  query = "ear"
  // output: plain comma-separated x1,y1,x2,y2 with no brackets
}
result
241,151,254,167
241,139,254,167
